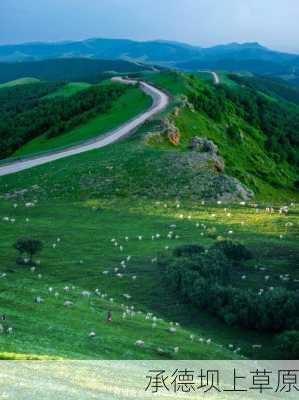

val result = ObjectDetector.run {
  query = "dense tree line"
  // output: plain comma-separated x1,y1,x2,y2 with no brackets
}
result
0,59,147,83
188,80,299,167
160,241,299,333
0,81,63,117
0,82,128,159
228,74,299,106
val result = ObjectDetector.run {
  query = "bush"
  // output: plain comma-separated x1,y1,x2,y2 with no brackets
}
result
173,244,204,258
275,331,299,359
14,238,43,265
161,241,299,332
213,239,252,262
227,124,243,143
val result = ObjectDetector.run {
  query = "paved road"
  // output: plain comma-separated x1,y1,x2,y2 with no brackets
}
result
197,70,220,85
0,79,169,177
211,71,220,85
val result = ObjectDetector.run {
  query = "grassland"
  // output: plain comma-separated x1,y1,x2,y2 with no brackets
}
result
0,187,297,359
0,77,40,89
0,71,298,360
43,82,91,99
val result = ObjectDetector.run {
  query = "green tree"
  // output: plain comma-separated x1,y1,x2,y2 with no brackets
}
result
14,238,43,265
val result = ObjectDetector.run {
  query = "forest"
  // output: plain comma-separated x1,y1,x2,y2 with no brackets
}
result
228,74,299,105
188,78,299,168
0,58,148,83
0,82,128,159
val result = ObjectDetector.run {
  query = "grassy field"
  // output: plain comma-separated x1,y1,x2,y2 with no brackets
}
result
43,82,91,99
13,84,152,158
0,189,297,360
0,71,298,360
0,77,40,89
1,124,298,360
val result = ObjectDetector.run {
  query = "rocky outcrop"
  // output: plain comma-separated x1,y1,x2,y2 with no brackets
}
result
188,137,224,172
189,136,219,154
161,118,181,146
177,95,195,112
165,150,253,201
168,131,180,146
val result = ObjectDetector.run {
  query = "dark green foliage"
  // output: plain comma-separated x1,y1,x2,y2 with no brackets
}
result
0,81,63,117
228,74,299,106
0,82,127,159
275,331,299,359
226,124,243,143
213,239,252,262
173,244,204,257
0,58,148,83
14,238,43,265
160,242,299,332
188,80,299,168
188,85,226,122
223,85,299,167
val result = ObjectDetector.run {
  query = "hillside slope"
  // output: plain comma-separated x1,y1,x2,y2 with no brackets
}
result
0,58,153,84
0,72,298,361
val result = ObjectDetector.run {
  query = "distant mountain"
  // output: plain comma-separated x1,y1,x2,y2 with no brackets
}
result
0,58,153,84
1,38,299,84
176,42,299,84
0,38,201,65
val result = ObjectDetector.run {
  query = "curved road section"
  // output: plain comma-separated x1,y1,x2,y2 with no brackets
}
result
0,79,169,177
211,71,220,85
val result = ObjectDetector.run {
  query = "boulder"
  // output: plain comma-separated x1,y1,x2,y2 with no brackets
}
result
189,137,218,154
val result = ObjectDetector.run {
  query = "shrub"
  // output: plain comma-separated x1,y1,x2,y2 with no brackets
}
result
227,124,243,143
213,239,252,262
14,238,43,265
275,331,299,359
173,244,204,258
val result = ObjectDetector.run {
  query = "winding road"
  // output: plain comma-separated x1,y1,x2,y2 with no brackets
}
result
211,71,220,85
0,79,169,177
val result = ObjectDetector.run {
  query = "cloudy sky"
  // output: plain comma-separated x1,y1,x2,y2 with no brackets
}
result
1,0,298,53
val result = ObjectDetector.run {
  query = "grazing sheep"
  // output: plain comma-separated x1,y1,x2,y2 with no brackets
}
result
135,340,144,347
89,332,96,338
35,296,44,304
81,291,91,297
64,301,73,307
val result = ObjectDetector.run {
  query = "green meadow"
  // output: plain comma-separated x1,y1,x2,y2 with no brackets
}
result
0,71,298,360
0,77,41,89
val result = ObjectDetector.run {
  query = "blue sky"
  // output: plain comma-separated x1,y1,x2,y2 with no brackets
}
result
1,0,298,52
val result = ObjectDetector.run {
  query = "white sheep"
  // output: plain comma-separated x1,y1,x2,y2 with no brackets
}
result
64,301,73,307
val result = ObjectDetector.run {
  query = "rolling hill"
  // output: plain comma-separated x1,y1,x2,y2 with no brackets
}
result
0,58,154,84
1,38,299,84
0,38,200,64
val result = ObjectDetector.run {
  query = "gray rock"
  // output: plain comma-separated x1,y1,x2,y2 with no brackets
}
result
189,136,219,154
